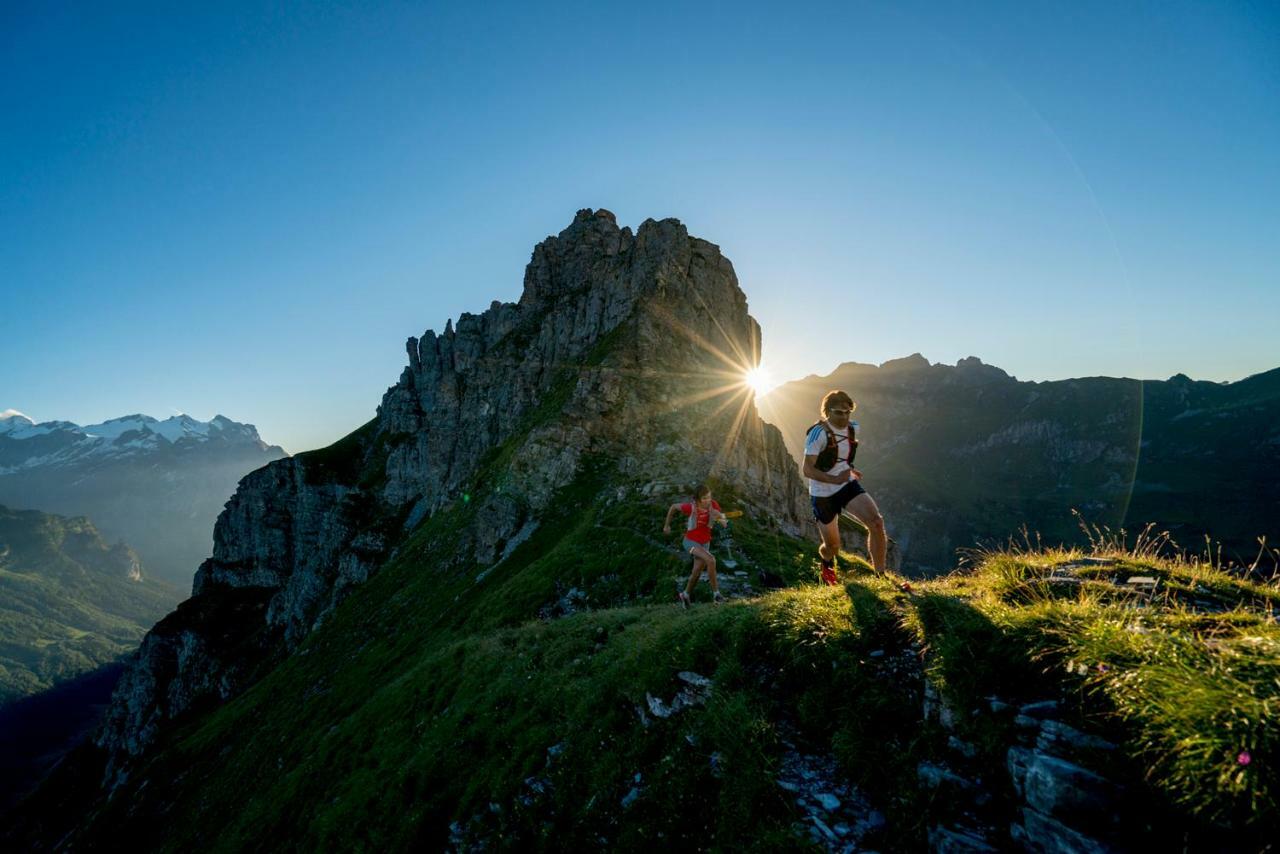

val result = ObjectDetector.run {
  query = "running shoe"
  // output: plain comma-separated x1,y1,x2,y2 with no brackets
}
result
820,562,839,586
713,591,725,605
678,591,692,609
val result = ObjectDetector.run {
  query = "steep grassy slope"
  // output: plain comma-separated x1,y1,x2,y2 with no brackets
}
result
18,476,1277,851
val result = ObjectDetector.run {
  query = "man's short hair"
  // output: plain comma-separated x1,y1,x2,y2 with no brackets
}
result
820,390,855,418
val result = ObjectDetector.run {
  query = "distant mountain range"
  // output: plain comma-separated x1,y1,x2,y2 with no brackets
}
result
757,355,1280,573
0,412,287,587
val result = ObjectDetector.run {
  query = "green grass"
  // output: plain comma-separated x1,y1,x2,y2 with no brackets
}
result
25,470,1277,850
894,541,1280,833
0,507,179,703
56,462,925,850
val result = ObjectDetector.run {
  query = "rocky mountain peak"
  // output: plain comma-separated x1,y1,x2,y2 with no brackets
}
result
0,410,35,432
98,211,805,785
955,356,1013,384
879,353,932,372
380,209,769,515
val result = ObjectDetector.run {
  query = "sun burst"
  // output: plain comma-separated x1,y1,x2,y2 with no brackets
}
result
743,365,777,398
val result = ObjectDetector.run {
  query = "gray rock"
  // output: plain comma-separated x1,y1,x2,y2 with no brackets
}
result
1036,720,1119,766
918,761,976,792
1010,807,1116,854
928,824,999,852
677,670,713,689
1007,748,1125,834
1015,714,1044,731
645,692,673,719
815,792,842,812
1018,700,1060,719
810,815,839,842
923,677,960,729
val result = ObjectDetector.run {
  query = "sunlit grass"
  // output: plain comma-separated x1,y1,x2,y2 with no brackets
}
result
896,530,1280,830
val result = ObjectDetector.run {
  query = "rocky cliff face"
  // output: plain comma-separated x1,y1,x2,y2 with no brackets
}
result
96,210,806,786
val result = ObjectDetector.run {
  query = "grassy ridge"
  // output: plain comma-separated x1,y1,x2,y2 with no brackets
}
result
60,468,917,850
899,540,1280,834
34,477,1278,849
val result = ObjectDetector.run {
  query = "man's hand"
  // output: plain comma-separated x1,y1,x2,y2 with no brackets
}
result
850,468,863,481
662,524,671,534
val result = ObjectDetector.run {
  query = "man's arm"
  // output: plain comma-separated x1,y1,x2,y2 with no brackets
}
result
803,454,849,485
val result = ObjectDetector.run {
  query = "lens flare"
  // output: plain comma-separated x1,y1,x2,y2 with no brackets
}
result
744,365,777,397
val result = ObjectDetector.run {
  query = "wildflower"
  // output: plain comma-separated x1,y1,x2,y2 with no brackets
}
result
1237,751,1252,767
1097,663,1110,673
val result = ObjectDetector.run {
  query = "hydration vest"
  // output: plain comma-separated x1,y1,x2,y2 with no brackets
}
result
687,501,717,532
809,420,857,472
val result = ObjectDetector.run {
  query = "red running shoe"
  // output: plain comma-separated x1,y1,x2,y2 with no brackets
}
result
820,562,839,586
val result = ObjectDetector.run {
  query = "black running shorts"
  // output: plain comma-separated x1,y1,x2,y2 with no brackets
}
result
810,479,867,525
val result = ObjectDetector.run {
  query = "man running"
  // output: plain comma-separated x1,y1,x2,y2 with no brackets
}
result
802,390,888,585
663,484,727,607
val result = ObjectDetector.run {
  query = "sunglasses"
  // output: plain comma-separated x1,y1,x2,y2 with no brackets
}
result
827,408,852,416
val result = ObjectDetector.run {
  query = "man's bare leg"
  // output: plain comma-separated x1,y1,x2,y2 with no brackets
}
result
817,518,841,564
815,517,841,584
847,493,887,575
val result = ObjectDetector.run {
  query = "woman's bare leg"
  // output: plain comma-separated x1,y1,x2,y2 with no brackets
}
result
684,556,705,597
688,545,717,595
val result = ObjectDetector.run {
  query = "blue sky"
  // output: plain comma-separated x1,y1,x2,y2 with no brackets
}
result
2,1,1276,453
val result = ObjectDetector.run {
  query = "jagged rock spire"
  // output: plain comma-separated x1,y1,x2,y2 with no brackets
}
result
96,210,804,788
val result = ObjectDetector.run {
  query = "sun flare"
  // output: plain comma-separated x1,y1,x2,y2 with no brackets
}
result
743,365,777,398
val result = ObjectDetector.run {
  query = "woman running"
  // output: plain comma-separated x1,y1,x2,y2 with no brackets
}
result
663,484,727,607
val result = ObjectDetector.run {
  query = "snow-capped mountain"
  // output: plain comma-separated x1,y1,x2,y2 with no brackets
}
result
0,410,287,587
0,411,274,474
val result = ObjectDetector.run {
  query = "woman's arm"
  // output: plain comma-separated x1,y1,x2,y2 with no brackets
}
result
663,503,682,533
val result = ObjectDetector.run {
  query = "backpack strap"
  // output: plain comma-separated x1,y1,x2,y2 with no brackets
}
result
809,421,840,472
808,421,838,450
809,420,857,469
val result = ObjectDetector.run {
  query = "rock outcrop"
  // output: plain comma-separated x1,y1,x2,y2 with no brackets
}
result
95,210,806,786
